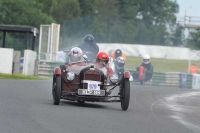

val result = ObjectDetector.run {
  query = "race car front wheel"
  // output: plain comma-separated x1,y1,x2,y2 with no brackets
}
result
120,78,130,111
53,75,61,105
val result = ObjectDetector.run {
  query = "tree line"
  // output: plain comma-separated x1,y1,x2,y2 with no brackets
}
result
0,0,199,50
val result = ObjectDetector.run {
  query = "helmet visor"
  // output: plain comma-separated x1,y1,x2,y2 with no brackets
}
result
85,40,93,44
70,53,80,62
100,60,108,65
143,59,150,63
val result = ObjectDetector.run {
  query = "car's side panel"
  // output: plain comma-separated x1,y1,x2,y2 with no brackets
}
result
61,71,80,95
124,71,130,78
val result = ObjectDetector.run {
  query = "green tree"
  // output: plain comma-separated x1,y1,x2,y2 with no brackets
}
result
117,0,139,19
78,0,98,17
115,0,179,45
188,28,200,49
134,0,179,25
89,0,120,42
51,0,81,24
59,0,180,45
0,0,54,27
170,24,185,46
36,0,57,16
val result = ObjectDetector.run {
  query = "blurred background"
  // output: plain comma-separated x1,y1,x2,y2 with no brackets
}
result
0,0,200,73
0,0,199,52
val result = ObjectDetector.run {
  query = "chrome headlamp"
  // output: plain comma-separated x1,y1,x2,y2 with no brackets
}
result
66,72,75,81
110,74,119,83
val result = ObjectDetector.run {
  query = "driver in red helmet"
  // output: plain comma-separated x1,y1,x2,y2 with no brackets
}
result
96,52,114,76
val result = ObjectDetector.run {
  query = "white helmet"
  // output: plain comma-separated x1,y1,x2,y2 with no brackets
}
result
69,47,83,62
143,54,150,64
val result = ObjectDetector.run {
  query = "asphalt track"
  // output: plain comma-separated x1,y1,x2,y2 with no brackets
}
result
1,79,200,133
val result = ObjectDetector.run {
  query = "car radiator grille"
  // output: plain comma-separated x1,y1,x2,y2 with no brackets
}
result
83,70,101,89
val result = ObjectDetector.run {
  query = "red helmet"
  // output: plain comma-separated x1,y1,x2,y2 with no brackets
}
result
96,52,109,65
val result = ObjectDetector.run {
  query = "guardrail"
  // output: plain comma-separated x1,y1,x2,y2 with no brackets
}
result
37,61,193,89
128,70,193,89
38,60,64,77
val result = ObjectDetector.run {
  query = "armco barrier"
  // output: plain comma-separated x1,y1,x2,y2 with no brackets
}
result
179,73,192,89
187,74,193,89
128,70,192,88
191,74,200,89
180,73,187,88
38,61,193,88
38,61,64,77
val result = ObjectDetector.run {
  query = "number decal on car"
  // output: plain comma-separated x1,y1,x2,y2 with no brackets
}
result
88,83,100,91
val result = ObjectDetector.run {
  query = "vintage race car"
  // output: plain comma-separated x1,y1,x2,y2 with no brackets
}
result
52,58,131,111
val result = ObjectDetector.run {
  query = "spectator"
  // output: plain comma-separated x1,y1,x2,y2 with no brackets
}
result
190,63,198,74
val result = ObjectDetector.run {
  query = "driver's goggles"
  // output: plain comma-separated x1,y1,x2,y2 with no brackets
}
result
143,59,149,62
100,60,108,64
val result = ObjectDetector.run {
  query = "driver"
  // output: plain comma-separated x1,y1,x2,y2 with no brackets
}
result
115,56,125,73
111,49,126,60
96,51,114,76
78,34,99,61
133,54,154,81
68,47,83,63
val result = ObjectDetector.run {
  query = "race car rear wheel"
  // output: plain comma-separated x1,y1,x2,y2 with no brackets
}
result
53,75,61,105
120,78,130,111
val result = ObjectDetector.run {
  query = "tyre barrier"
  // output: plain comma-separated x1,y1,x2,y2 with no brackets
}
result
128,70,193,89
38,61,196,89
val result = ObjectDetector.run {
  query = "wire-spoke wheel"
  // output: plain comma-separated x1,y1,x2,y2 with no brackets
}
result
120,78,130,111
52,75,61,105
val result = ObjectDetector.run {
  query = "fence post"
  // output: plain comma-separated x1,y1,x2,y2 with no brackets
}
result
34,59,39,76
180,73,187,88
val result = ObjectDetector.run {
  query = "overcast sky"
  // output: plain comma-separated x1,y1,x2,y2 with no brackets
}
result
175,0,200,27
176,0,200,17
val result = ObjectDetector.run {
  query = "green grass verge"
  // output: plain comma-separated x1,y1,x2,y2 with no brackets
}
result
0,73,48,80
125,56,200,73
